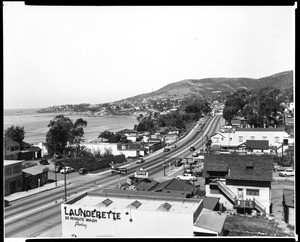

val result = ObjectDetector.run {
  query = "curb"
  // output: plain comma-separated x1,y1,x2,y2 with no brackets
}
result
5,180,80,203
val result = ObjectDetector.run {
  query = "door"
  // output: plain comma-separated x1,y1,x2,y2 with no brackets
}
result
10,181,16,194
237,188,244,200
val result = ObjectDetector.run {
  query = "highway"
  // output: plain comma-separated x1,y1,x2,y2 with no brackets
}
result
4,115,222,238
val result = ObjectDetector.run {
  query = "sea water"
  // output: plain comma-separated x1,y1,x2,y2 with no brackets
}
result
4,108,138,145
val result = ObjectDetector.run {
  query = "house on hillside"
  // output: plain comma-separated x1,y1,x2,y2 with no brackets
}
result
202,154,273,215
3,139,20,160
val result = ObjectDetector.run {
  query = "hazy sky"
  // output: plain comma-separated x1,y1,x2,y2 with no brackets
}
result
3,3,296,109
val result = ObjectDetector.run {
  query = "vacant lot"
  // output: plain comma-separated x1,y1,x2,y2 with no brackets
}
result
224,214,292,237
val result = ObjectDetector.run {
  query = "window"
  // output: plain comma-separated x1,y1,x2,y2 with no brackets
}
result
14,146,19,150
275,137,280,143
10,147,15,151
13,166,21,174
246,189,259,196
246,166,254,171
238,136,243,142
5,168,12,176
262,136,267,140
250,136,255,140
230,137,232,141
17,179,22,188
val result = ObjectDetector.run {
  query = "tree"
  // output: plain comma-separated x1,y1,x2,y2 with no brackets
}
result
5,125,26,149
46,115,87,156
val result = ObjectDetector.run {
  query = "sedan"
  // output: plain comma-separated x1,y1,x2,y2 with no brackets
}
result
136,158,145,164
279,169,295,177
60,166,75,174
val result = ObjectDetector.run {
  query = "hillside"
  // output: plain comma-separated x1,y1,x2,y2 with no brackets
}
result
118,70,293,102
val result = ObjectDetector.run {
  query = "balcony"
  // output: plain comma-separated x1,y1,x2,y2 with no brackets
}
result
234,199,255,209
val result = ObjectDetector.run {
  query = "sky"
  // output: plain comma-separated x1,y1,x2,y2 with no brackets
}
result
3,3,296,109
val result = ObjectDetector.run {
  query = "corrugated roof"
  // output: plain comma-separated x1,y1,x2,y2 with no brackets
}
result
246,140,269,149
202,154,273,181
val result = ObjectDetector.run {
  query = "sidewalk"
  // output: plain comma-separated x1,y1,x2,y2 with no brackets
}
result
5,180,74,203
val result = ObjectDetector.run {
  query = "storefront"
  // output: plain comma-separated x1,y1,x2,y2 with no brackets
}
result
61,189,204,237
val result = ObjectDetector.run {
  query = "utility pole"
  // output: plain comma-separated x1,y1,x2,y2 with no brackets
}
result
163,136,166,176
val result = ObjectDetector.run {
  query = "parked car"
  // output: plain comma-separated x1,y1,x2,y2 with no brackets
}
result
279,169,295,177
175,159,182,166
78,168,88,174
60,166,75,174
177,173,197,181
136,158,145,164
273,164,289,172
39,159,49,165
53,165,64,173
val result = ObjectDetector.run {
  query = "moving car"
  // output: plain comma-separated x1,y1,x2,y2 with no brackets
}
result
177,173,197,181
164,147,171,152
190,146,196,151
136,158,145,164
60,166,75,174
279,169,295,177
171,144,177,149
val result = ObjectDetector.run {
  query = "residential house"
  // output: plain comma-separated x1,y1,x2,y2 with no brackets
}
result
202,154,273,215
18,146,42,160
3,139,20,160
118,129,138,142
83,141,146,158
4,160,23,196
283,188,295,227
245,140,271,154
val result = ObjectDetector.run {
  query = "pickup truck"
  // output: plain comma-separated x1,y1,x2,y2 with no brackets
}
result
177,173,198,181
279,169,295,177
111,167,127,175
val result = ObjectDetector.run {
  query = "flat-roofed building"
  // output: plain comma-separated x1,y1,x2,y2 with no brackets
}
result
4,160,23,196
61,189,206,237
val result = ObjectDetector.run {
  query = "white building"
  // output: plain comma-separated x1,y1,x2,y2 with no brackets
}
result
61,189,226,237
211,127,290,151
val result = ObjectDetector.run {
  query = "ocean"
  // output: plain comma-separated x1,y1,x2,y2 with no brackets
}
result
4,108,138,145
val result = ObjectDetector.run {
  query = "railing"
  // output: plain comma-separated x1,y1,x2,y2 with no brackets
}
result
253,198,266,215
234,199,255,208
216,180,237,203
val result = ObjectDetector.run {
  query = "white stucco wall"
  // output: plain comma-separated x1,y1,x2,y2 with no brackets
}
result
61,204,194,237
205,184,271,214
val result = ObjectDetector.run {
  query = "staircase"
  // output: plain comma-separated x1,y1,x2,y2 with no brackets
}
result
253,198,266,216
216,180,237,204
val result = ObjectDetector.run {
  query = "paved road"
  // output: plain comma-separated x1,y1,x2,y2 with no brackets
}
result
4,115,222,238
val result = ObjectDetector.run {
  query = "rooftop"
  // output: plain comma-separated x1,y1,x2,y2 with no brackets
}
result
202,154,273,181
4,160,23,166
283,188,294,208
235,127,285,132
245,140,269,149
194,208,226,234
66,189,202,214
